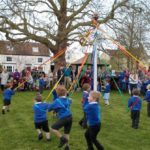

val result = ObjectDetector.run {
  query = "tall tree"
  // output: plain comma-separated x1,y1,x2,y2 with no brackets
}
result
0,0,129,66
105,0,150,70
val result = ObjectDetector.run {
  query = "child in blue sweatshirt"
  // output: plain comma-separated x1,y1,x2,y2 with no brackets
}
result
103,79,110,105
128,89,142,129
2,83,15,114
84,91,104,150
48,85,72,150
79,83,90,129
39,74,45,94
144,84,150,117
33,93,50,141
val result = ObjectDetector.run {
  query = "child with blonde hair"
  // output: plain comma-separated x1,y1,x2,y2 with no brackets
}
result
84,91,104,150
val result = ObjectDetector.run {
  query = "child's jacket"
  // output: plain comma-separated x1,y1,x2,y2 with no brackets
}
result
3,89,15,101
48,97,72,119
128,96,142,110
52,90,58,101
33,102,48,123
84,102,101,126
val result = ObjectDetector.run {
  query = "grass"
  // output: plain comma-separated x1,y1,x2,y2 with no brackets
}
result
0,90,149,150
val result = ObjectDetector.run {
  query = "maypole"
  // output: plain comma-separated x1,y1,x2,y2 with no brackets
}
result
93,39,98,91
92,14,99,91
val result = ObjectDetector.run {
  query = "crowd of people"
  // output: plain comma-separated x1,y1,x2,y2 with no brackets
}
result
1,66,150,95
0,68,50,92
1,66,150,150
0,66,76,92
112,69,150,96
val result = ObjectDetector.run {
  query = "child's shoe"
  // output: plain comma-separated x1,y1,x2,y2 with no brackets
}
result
38,133,43,140
79,120,83,127
104,100,109,106
82,124,87,129
58,136,68,148
46,138,51,142
64,145,70,150
133,126,138,129
2,109,5,114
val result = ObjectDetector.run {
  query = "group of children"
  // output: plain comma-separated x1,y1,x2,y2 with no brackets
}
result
32,84,104,150
33,85,72,150
1,77,150,150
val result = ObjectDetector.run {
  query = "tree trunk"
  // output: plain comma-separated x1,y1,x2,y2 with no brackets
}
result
53,41,68,65
127,57,131,71
52,41,68,83
52,51,66,85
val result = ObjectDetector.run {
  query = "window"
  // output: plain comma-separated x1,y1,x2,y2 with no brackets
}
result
6,57,12,61
6,45,14,51
32,47,39,52
7,66,12,72
38,58,43,63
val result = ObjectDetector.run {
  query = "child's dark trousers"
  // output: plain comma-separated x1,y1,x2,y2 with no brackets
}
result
147,102,150,117
131,110,140,129
85,123,104,150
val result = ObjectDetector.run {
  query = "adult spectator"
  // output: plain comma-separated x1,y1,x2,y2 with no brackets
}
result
118,71,125,91
57,66,64,85
138,69,145,81
129,71,138,95
1,69,9,91
47,70,54,89
64,66,71,89
13,69,20,81
147,67,150,77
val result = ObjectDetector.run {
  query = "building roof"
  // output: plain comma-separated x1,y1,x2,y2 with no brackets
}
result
71,53,109,66
0,41,50,56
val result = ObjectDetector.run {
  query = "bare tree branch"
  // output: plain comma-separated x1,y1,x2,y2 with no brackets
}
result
0,0,132,61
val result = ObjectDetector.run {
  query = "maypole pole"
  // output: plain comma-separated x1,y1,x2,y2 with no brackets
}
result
92,14,98,91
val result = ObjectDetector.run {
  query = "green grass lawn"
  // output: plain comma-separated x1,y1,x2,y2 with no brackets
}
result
0,90,149,150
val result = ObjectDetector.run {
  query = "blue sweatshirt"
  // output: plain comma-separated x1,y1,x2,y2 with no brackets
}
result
33,102,48,123
3,88,15,101
48,97,72,119
52,89,58,101
84,102,101,126
82,91,89,109
128,96,142,110
104,83,110,93
144,90,150,102
39,78,45,87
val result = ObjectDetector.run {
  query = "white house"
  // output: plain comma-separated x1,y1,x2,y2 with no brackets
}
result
0,41,51,74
